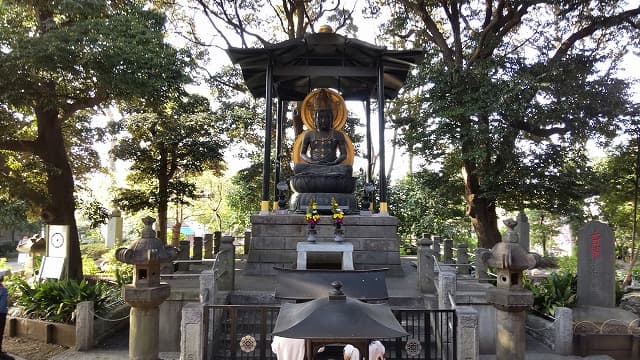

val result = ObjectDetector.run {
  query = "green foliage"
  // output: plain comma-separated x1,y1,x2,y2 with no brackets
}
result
79,243,110,260
528,210,563,256
373,1,635,247
77,198,110,230
0,198,41,231
594,138,640,250
12,278,118,324
388,171,472,243
82,254,101,276
226,166,262,231
110,94,228,242
556,255,578,275
0,0,196,279
525,271,577,316
100,249,133,286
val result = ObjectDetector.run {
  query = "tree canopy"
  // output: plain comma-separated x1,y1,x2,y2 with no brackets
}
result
111,94,227,245
371,0,639,248
0,0,193,278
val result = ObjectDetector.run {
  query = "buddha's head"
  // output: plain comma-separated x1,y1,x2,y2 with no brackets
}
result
313,89,334,130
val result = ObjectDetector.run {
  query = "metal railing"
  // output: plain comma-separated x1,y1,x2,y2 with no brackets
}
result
202,305,457,360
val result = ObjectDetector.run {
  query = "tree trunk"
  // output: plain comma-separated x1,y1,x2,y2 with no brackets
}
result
463,163,501,249
157,145,169,244
171,221,181,247
158,171,169,245
36,108,82,280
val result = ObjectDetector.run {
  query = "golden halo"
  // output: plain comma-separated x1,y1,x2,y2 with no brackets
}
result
301,88,347,130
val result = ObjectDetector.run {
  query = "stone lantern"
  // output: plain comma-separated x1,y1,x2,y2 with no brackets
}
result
481,218,538,360
116,216,178,360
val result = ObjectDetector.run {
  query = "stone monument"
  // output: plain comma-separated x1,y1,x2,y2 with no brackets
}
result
577,221,615,308
105,208,123,248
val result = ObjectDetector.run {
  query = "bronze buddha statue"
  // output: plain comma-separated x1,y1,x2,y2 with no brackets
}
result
290,89,357,212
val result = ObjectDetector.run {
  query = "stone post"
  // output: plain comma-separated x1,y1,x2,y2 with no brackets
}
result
456,306,479,360
193,236,203,261
438,270,456,309
199,270,217,306
200,269,217,358
204,233,214,259
554,307,573,356
180,303,205,360
417,234,435,293
106,209,123,248
432,235,442,262
75,301,94,351
475,248,490,281
218,235,235,291
177,240,190,271
443,239,453,263
214,231,222,254
244,231,251,255
456,243,470,275
516,210,530,252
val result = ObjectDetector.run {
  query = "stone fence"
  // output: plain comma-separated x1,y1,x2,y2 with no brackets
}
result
7,300,129,350
525,307,574,356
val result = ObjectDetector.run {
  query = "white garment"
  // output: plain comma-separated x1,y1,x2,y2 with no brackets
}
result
344,341,385,360
271,336,306,360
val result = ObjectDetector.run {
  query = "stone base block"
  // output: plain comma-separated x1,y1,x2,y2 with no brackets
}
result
247,214,402,275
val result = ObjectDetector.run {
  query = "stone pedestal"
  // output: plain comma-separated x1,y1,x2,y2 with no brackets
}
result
488,288,533,360
495,308,527,360
248,214,402,275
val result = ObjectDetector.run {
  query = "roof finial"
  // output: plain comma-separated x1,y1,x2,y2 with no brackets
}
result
319,25,333,33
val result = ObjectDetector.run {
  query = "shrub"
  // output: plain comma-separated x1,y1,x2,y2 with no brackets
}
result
525,271,577,316
80,243,110,259
555,255,577,275
12,278,119,323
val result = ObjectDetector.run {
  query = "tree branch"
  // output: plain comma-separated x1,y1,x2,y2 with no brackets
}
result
403,0,454,65
0,139,39,155
60,91,106,122
550,6,640,66
507,118,569,138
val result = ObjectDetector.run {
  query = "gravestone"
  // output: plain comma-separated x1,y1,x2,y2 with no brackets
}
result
192,236,203,261
577,221,615,308
203,233,214,259
515,210,529,252
105,209,123,248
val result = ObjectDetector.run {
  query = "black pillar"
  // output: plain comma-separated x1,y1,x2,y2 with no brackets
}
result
274,99,284,196
377,60,387,210
365,99,372,184
261,60,273,212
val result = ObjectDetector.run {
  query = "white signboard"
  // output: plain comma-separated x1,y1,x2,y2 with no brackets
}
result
47,225,69,258
38,256,66,280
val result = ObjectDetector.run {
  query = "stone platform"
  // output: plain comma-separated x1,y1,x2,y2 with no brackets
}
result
248,214,402,275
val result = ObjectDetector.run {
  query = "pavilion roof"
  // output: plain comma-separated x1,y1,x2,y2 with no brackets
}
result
227,32,424,101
